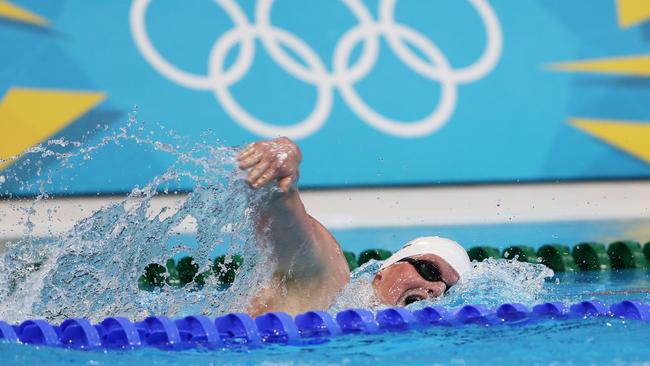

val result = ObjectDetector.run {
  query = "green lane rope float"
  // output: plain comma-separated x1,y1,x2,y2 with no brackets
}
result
138,263,167,291
213,255,244,284
467,246,500,262
176,257,199,285
572,242,611,271
607,241,648,269
536,245,576,272
138,240,650,290
165,258,181,287
502,245,536,263
357,249,392,266
138,255,243,290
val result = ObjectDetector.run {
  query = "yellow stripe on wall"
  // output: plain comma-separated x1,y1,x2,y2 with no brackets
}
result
617,0,650,29
0,88,106,170
0,1,49,27
547,55,650,77
571,117,650,164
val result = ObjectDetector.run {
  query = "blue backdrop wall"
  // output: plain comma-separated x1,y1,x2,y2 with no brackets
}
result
1,0,649,194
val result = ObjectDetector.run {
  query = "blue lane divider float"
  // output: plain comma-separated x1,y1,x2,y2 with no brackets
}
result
294,311,341,337
1,300,648,351
98,317,142,349
215,313,261,346
176,315,222,349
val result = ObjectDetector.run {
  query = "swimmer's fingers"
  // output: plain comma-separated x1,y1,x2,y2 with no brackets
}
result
278,175,294,192
252,162,279,188
238,150,263,169
238,144,256,160
247,158,272,184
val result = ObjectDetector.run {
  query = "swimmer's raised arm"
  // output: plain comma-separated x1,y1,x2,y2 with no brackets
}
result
237,137,350,315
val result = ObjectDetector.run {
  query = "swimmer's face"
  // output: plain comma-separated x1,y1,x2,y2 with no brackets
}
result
371,254,460,306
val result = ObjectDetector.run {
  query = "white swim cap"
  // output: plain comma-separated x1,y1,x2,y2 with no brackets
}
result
379,236,472,278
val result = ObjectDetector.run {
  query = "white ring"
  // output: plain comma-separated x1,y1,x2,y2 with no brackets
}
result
130,0,254,90
379,0,502,83
335,23,457,137
130,0,503,139
210,28,333,139
255,0,378,85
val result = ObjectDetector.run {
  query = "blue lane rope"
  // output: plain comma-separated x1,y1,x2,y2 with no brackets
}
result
1,300,649,350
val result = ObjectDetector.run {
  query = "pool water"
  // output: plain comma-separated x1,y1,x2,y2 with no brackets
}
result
2,269,649,366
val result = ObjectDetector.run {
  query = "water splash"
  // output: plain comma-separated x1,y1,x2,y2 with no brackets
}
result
0,118,275,323
433,258,555,308
332,257,555,311
330,260,382,312
0,116,557,323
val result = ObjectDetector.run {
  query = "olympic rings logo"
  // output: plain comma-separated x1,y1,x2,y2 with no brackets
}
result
130,0,502,139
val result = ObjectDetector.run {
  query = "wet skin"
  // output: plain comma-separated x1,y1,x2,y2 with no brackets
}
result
237,137,349,316
372,253,460,306
237,137,456,314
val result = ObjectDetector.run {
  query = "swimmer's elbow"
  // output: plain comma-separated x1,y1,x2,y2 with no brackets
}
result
334,261,350,288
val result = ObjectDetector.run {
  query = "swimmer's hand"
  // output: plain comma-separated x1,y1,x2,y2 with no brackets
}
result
237,137,302,192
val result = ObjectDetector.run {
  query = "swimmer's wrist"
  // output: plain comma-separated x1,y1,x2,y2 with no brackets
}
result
274,136,302,164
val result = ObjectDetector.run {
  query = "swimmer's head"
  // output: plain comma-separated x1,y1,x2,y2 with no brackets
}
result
371,236,471,306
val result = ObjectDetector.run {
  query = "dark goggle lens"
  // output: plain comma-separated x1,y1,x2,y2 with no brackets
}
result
398,258,443,282
397,258,452,303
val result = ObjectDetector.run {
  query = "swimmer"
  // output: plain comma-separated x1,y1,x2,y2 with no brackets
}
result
238,137,471,315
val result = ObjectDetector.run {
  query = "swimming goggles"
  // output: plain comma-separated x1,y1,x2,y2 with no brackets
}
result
397,257,451,293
